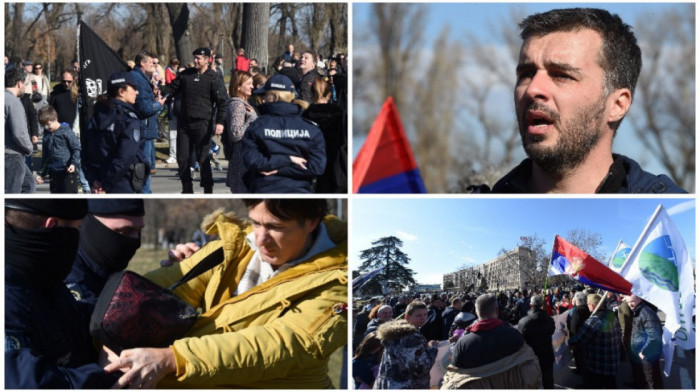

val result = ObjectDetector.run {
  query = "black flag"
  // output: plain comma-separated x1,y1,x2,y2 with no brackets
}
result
77,21,128,132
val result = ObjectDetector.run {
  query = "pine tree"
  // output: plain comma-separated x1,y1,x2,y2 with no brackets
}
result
358,236,416,294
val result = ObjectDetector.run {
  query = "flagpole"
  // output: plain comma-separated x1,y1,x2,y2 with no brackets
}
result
618,204,663,280
75,23,81,135
607,239,623,267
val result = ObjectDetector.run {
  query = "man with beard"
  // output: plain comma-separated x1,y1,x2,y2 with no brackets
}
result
475,8,685,194
65,199,145,307
5,199,116,388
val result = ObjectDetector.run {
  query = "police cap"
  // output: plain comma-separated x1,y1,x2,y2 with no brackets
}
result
193,47,211,57
88,199,145,217
253,73,295,95
108,72,136,89
5,199,88,220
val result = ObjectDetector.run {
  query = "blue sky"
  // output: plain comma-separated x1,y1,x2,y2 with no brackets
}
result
354,3,688,46
352,3,695,186
350,198,695,284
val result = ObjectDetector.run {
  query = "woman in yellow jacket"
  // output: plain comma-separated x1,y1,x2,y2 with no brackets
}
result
103,199,348,388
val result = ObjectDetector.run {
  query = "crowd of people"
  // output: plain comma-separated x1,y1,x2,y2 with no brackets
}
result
352,285,665,389
6,198,348,388
5,43,348,194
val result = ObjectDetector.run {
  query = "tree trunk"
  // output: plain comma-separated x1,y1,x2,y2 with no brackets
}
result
228,3,243,64
7,3,25,58
166,3,194,64
241,3,269,73
308,3,327,55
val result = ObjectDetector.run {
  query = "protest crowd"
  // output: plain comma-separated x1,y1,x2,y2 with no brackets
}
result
352,285,670,389
5,41,347,194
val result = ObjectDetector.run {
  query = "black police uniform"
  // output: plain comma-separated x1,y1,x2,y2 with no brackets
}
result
161,67,227,193
83,99,149,193
243,101,326,193
65,249,110,307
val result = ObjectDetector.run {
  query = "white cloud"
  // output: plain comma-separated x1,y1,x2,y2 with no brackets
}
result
396,230,418,242
667,200,695,216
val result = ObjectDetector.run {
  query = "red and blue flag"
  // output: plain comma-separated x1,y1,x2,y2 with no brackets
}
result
352,97,427,193
549,235,632,295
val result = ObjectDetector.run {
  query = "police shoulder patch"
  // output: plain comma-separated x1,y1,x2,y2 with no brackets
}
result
5,330,30,351
128,111,139,119
133,128,141,142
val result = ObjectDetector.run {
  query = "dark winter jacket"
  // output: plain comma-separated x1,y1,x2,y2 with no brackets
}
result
129,66,163,140
161,67,227,125
442,306,461,339
479,154,687,193
64,249,110,308
82,99,149,193
452,319,524,369
374,320,438,389
298,69,321,103
302,103,347,193
40,123,81,175
567,305,591,339
420,305,444,341
243,102,326,193
517,308,555,364
49,84,77,126
5,254,115,388
630,302,663,363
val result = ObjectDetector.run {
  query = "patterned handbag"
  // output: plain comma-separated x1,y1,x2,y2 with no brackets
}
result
90,247,224,353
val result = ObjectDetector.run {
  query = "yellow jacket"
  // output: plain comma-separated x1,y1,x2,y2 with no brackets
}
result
145,212,348,389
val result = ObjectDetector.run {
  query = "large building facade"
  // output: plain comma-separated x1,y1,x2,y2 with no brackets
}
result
443,247,536,292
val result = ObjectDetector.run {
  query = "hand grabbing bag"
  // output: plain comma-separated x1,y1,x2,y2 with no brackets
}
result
90,247,224,353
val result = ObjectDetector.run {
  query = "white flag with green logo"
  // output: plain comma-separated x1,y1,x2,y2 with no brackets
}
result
620,204,695,375
607,239,631,274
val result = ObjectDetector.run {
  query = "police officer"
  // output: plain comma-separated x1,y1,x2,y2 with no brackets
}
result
65,199,145,307
160,47,227,194
243,74,326,193
82,71,149,194
5,199,117,388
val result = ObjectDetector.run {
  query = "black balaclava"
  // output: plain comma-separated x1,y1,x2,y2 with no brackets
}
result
79,214,141,274
5,224,80,288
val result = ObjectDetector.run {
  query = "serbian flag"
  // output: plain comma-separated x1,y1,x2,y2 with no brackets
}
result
353,97,427,193
549,235,632,295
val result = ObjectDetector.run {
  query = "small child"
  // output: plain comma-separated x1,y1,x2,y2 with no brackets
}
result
36,106,81,193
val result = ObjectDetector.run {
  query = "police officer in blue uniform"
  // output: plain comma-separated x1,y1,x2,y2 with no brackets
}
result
65,199,145,307
5,199,117,388
243,74,326,193
82,72,149,194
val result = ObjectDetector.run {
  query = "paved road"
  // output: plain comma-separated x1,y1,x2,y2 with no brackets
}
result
554,347,695,389
33,142,233,194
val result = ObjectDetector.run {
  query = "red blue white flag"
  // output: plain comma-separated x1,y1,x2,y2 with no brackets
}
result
549,235,632,295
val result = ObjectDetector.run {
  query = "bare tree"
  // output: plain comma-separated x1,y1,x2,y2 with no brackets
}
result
166,3,194,63
327,3,347,56
628,6,695,192
410,28,463,192
353,3,425,140
241,3,270,73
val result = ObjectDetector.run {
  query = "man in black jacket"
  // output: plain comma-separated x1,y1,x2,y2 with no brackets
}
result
518,295,555,388
567,291,591,375
161,47,227,194
48,70,77,126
